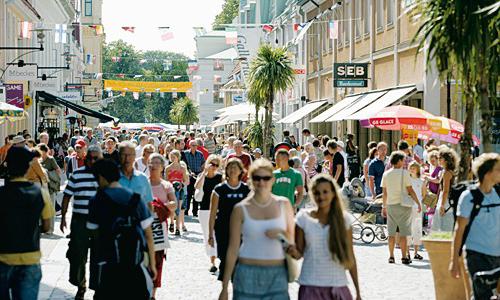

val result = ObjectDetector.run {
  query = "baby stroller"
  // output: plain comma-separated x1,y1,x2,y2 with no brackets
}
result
343,178,387,244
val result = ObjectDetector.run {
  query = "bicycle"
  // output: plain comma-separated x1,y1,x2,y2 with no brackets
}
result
359,224,388,244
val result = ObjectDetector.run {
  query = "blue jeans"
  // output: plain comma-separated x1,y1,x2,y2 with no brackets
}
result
0,263,42,300
175,188,187,216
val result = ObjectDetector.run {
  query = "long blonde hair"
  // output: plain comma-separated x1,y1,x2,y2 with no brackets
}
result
309,174,354,268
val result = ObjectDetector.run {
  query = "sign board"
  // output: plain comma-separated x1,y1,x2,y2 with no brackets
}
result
333,63,368,88
30,79,58,92
232,95,244,104
293,65,306,79
24,95,33,108
57,91,82,102
402,128,418,146
5,65,37,81
5,84,24,108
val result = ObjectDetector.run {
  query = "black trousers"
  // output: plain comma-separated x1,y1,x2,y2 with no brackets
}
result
215,229,229,281
185,175,198,216
465,250,500,300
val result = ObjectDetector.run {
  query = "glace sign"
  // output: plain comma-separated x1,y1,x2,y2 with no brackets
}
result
333,63,368,88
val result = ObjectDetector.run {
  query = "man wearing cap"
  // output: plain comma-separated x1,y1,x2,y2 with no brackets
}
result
203,132,216,154
60,145,102,299
253,148,262,160
0,147,54,299
67,139,87,176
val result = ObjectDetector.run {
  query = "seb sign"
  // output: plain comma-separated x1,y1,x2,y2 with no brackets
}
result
333,63,368,88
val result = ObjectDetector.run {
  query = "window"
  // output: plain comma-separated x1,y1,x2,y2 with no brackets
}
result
344,0,351,45
364,0,371,35
355,0,362,38
376,0,384,30
387,0,395,26
213,84,223,104
84,0,92,16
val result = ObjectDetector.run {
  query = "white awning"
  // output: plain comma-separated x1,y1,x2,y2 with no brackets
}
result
347,86,417,120
309,95,362,123
277,100,327,124
326,91,387,122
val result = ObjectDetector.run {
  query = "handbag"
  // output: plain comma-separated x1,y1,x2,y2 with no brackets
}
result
423,191,438,208
194,174,205,203
400,169,414,207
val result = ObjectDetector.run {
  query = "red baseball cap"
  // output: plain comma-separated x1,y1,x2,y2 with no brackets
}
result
75,139,86,148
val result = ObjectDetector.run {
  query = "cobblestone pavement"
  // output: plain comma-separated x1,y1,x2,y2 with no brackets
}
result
40,210,435,300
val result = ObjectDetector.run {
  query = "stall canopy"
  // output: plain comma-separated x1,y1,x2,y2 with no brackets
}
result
346,85,417,120
326,91,387,122
309,95,363,123
277,100,327,124
36,91,117,123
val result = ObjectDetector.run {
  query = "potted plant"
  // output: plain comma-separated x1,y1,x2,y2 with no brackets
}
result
422,232,471,300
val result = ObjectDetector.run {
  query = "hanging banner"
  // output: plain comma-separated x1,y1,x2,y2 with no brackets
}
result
104,80,192,93
5,65,37,81
402,128,418,146
5,84,24,109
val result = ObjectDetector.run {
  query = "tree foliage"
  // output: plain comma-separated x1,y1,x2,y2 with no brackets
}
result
414,0,499,180
248,45,295,157
169,97,199,129
102,40,189,123
213,0,239,30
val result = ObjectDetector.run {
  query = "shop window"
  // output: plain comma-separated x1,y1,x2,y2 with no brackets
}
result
376,0,384,30
84,0,92,16
213,84,223,104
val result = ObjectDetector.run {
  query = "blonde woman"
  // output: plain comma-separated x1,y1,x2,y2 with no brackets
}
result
134,144,155,176
165,150,190,235
195,154,223,273
219,159,294,300
287,174,361,300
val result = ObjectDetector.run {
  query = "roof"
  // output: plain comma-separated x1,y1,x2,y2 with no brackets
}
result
204,48,238,60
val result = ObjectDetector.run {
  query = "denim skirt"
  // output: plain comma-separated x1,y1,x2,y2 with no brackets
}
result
233,263,289,300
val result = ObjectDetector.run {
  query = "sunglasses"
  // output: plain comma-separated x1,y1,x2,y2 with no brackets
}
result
252,175,273,182
210,163,219,167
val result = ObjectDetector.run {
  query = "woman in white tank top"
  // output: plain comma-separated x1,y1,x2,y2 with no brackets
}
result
219,159,295,300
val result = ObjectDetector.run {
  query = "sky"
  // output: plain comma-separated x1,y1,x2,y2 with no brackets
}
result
102,0,225,58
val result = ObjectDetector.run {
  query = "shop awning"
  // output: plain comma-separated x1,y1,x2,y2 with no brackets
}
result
277,100,327,124
346,86,417,120
36,91,117,123
309,95,363,123
326,91,387,122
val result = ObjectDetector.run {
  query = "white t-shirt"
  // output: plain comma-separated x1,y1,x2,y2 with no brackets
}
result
381,168,412,205
340,150,349,179
296,209,354,287
410,177,424,207
134,157,150,176
135,145,144,158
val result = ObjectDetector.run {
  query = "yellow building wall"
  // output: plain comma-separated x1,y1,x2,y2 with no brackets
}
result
373,55,394,89
399,49,424,86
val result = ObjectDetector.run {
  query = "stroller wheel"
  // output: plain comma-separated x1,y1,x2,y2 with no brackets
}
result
352,223,363,240
375,226,388,241
361,227,376,244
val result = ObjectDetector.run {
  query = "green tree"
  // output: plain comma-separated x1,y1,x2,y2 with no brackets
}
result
169,97,199,130
213,0,239,30
102,40,190,123
248,45,295,157
415,0,499,180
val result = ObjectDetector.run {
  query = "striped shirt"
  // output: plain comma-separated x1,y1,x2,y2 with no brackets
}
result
63,167,98,215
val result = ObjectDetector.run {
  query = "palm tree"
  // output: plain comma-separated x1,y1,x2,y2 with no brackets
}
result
243,83,266,149
169,97,199,130
248,45,295,157
415,0,499,180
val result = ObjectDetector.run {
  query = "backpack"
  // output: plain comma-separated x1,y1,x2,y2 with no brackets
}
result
447,180,475,221
458,184,500,256
110,193,147,266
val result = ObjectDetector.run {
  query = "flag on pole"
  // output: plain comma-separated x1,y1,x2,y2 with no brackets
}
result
55,24,67,43
121,26,135,33
262,24,274,33
329,21,338,39
225,28,237,45
20,21,33,39
90,25,104,35
214,75,221,83
159,27,174,41
293,23,305,32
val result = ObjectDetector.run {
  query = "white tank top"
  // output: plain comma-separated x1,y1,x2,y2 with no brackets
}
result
238,200,287,260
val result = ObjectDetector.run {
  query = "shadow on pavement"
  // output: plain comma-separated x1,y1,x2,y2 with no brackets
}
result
353,241,386,248
38,283,77,300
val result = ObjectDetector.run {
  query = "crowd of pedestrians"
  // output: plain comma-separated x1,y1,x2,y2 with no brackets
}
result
0,126,498,300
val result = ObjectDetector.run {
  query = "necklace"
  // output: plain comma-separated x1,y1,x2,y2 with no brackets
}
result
252,197,273,208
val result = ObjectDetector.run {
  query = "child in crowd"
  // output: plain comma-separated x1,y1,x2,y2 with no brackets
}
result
408,161,426,260
287,174,361,300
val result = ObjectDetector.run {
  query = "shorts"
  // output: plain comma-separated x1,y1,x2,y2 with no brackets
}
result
233,263,289,300
387,204,412,237
174,189,187,216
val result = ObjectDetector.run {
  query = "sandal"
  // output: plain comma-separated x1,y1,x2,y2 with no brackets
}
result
388,257,395,264
182,226,188,232
414,253,424,260
169,223,174,233
175,229,180,236
401,257,411,265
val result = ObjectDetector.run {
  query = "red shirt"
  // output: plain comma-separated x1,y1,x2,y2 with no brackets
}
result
198,146,209,160
227,152,252,182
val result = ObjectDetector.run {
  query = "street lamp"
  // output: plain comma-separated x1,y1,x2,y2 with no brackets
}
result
0,31,45,51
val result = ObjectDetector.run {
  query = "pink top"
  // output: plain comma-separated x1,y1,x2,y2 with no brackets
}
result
151,179,175,204
168,169,184,183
